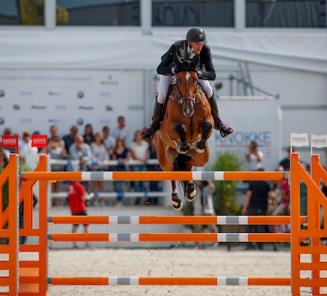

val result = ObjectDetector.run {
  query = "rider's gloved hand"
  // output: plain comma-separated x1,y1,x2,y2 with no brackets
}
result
196,69,203,79
170,64,177,75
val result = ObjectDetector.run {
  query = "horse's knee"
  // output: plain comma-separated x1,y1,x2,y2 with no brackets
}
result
201,121,212,133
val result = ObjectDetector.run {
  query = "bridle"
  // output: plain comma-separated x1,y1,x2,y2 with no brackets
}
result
170,73,198,117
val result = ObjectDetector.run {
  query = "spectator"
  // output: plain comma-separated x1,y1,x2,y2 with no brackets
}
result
48,135,68,193
67,181,90,248
19,131,38,171
90,132,108,205
242,168,276,250
112,138,131,201
278,146,292,171
69,136,92,171
3,127,12,136
245,140,263,171
130,130,149,164
130,130,149,203
83,123,94,145
63,125,78,154
49,125,61,142
49,136,68,162
102,126,115,156
112,116,129,144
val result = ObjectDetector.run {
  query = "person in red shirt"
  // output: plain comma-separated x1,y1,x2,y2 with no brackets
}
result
67,181,89,248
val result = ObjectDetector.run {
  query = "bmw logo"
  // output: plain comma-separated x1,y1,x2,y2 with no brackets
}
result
0,117,5,125
0,90,5,97
76,118,84,126
77,91,84,98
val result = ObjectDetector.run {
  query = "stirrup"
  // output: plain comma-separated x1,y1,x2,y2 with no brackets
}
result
218,123,234,138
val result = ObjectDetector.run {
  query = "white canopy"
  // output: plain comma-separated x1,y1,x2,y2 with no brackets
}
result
1,29,326,73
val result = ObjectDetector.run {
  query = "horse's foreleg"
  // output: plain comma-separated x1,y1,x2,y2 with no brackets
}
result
196,121,212,153
171,180,182,210
175,123,189,154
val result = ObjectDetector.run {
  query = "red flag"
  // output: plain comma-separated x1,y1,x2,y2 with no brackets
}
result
31,135,48,148
1,135,19,153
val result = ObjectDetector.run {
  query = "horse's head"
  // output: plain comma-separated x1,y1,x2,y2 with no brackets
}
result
173,46,200,117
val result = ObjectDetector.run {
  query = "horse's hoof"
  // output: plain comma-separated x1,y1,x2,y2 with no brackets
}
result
195,140,206,153
172,193,182,211
176,143,189,154
186,182,196,202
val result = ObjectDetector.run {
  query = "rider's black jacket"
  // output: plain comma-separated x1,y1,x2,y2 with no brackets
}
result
156,40,216,81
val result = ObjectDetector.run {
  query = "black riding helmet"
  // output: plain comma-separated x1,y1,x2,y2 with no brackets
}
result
186,27,206,43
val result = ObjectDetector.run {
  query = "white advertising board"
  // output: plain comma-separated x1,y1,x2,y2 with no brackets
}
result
0,69,145,143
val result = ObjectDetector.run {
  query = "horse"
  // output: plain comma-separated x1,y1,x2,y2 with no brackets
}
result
154,48,214,210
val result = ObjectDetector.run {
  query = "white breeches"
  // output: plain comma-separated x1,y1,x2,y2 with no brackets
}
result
157,75,213,104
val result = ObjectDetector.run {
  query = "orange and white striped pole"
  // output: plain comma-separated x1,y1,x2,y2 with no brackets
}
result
23,170,285,181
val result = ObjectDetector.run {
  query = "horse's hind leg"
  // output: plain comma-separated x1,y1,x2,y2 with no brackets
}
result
171,180,182,210
175,123,189,154
196,121,212,153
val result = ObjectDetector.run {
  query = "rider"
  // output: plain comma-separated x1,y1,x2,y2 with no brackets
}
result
143,27,234,141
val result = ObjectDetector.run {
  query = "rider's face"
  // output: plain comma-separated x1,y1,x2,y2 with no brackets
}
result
189,41,204,54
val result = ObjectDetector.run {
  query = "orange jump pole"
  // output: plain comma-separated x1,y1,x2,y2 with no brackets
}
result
23,170,285,181
49,215,306,225
48,233,290,243
49,276,291,286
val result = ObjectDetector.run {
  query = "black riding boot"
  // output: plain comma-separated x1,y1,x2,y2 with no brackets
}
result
142,100,164,141
208,95,234,137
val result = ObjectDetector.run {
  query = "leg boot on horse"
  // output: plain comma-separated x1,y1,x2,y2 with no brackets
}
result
208,94,234,138
142,99,164,141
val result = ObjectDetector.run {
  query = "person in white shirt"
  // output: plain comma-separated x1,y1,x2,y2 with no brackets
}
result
19,131,38,171
130,130,149,203
90,132,109,205
69,136,92,171
245,140,264,171
112,116,129,144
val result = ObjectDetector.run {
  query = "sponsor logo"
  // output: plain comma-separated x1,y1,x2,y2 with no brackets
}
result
101,80,118,86
77,91,84,98
99,92,111,98
31,105,47,110
0,90,5,97
20,90,32,96
105,105,113,111
0,117,5,125
99,119,111,124
20,118,32,124
55,105,67,111
128,105,143,111
79,106,94,110
13,104,21,110
215,131,272,147
48,91,61,96
76,118,84,126
101,74,118,86
48,118,60,124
